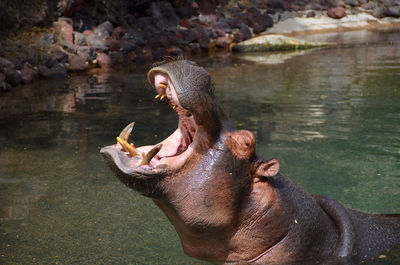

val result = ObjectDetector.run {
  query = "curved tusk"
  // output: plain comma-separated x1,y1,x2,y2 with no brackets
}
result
140,144,162,165
118,122,135,142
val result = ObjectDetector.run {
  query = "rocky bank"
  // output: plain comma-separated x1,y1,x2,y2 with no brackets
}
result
1,0,399,91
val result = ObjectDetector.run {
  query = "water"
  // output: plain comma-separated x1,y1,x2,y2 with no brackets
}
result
1,28,399,264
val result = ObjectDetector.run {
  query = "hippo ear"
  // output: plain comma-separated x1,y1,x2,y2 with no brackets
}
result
254,159,280,182
225,130,256,160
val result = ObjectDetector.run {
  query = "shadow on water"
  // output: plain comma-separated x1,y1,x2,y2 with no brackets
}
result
0,28,399,264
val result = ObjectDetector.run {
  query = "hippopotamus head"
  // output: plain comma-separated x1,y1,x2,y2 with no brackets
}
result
100,60,279,196
100,60,400,264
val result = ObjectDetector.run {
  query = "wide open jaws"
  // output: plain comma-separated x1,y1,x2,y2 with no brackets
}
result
109,73,198,173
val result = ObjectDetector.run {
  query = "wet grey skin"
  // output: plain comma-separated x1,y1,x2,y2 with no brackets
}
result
100,60,400,264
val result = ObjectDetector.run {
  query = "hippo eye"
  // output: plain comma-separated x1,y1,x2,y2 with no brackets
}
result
185,112,192,117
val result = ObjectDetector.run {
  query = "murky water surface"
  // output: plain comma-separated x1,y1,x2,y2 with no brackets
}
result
1,29,399,264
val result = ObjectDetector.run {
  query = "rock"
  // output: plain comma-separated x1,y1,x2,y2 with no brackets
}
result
147,35,169,50
253,13,274,34
57,0,84,16
40,33,55,47
82,30,94,36
231,13,255,28
122,31,146,47
215,36,232,49
49,46,68,61
215,21,232,34
233,34,335,52
108,51,127,66
387,6,400,18
68,55,88,72
86,35,108,52
25,48,40,66
55,18,74,44
266,0,285,10
151,1,179,31
238,24,252,41
94,20,114,39
361,2,376,9
71,12,94,32
372,6,388,18
189,43,201,54
40,53,58,68
96,53,112,69
167,46,183,56
111,27,126,40
196,27,211,49
77,46,95,61
3,67,22,86
307,11,316,17
198,14,217,25
181,29,199,43
40,63,67,78
233,30,243,43
344,0,358,7
0,57,15,71
247,7,262,17
73,32,87,46
214,27,227,37
119,39,139,54
334,0,346,7
327,7,346,19
106,39,120,51
179,19,196,28
21,64,38,84
0,72,11,91
59,40,77,53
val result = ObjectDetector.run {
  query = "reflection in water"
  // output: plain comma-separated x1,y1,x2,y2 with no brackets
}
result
0,29,399,264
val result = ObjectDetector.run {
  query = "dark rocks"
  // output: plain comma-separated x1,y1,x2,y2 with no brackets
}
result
55,18,74,44
344,0,359,7
40,33,55,48
49,46,68,61
77,46,95,61
94,21,113,39
73,32,87,46
181,29,199,43
21,64,38,84
86,35,108,52
2,0,400,92
266,0,285,10
307,11,317,17
215,21,232,34
253,13,274,34
111,27,127,40
151,1,179,31
0,57,15,70
0,72,11,91
38,63,67,78
96,53,112,69
327,7,346,19
215,36,232,49
68,55,88,72
372,6,388,18
238,24,252,41
387,6,400,18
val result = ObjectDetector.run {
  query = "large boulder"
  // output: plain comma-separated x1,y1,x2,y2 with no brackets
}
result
233,35,335,52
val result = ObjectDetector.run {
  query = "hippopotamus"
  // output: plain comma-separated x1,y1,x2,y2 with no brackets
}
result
100,60,400,264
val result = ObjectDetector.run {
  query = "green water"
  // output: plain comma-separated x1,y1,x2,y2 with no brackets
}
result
1,29,399,264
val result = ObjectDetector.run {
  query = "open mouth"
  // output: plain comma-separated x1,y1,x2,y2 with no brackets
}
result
105,72,198,172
